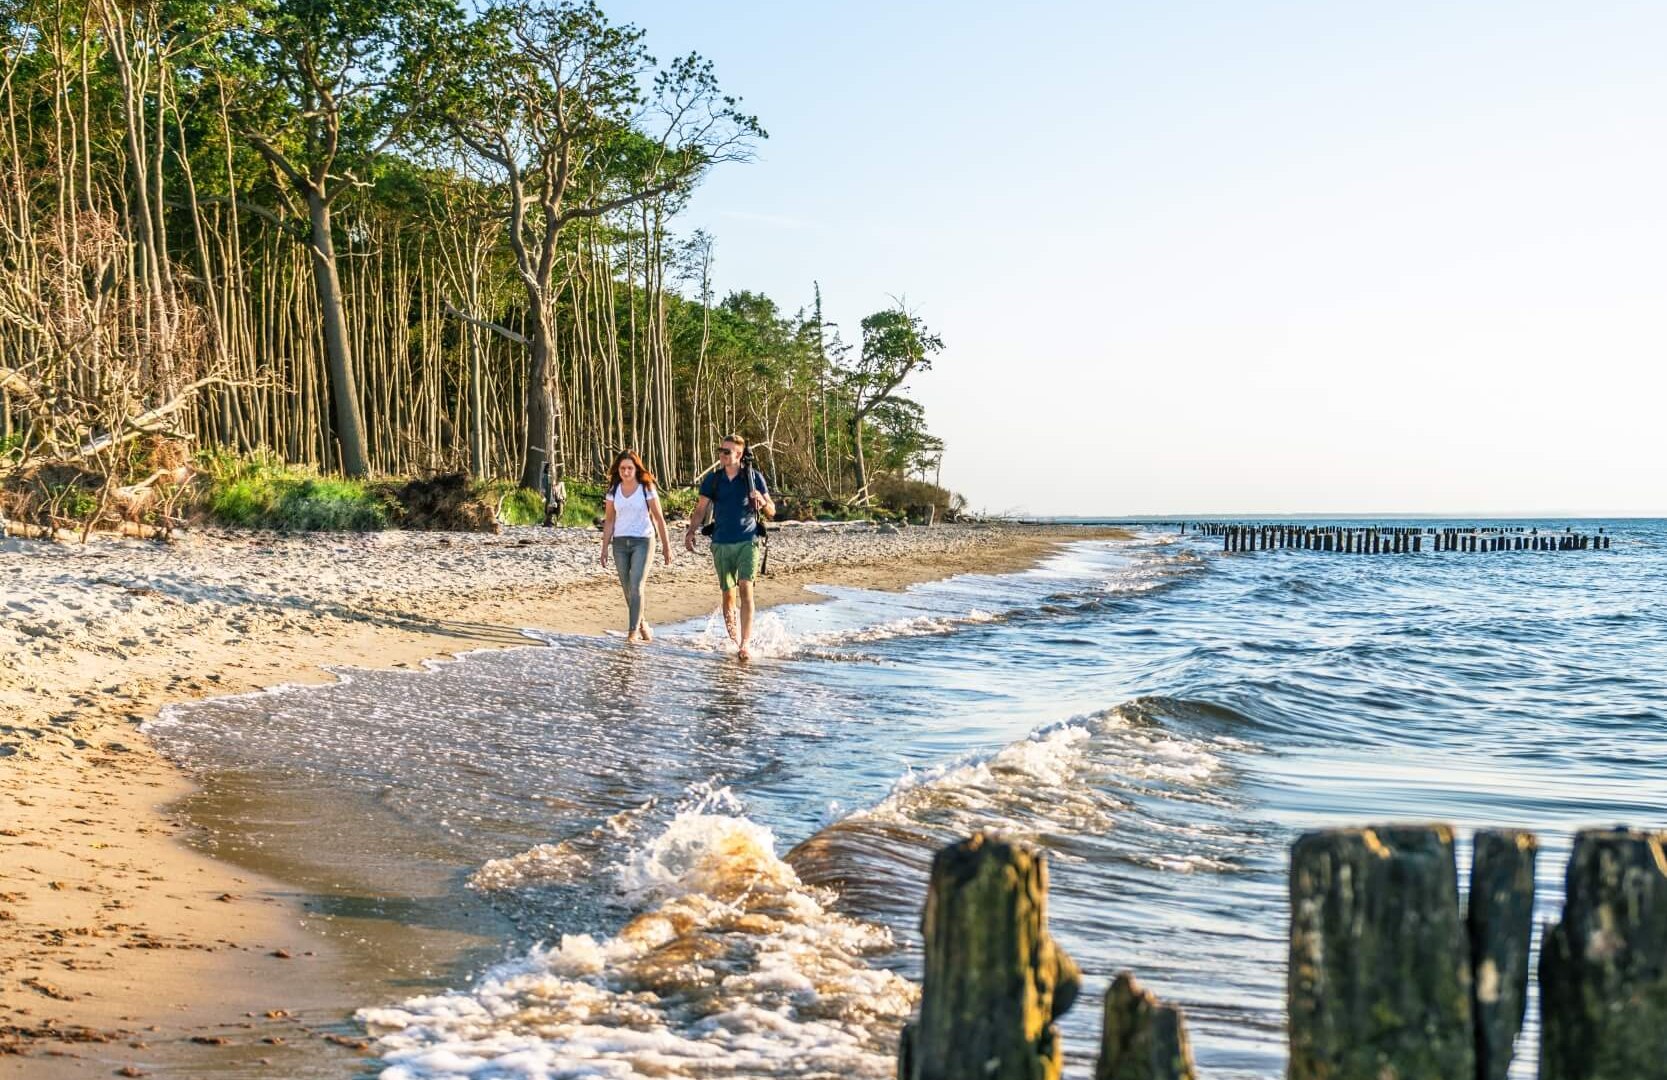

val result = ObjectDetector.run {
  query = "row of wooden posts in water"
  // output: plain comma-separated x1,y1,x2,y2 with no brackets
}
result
898,826,1667,1080
1187,522,1613,554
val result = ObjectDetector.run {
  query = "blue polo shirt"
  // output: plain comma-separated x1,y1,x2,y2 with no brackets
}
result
699,467,769,544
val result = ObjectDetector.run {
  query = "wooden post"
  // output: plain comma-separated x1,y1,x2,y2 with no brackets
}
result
1470,829,1537,1080
1539,829,1667,1080
1288,825,1473,1080
909,833,1082,1080
1095,972,1197,1080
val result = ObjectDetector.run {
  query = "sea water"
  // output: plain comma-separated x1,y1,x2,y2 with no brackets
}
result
146,520,1667,1078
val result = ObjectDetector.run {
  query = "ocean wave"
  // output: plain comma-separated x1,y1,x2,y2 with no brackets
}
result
788,699,1251,926
363,790,915,1079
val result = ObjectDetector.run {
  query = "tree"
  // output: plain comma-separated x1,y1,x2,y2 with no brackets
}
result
215,0,458,476
438,0,762,491
845,304,943,502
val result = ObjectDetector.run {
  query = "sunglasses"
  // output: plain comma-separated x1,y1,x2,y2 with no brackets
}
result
717,447,736,455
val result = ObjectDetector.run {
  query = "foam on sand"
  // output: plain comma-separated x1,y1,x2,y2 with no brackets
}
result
361,792,916,1079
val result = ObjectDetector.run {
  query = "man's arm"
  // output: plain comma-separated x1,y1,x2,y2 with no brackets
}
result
685,495,712,552
752,474,775,518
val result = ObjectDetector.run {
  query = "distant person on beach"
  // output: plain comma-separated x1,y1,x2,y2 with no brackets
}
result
600,450,673,642
685,434,775,660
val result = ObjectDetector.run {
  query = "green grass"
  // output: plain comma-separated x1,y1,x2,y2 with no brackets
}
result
198,451,392,531
497,485,547,526
192,452,728,532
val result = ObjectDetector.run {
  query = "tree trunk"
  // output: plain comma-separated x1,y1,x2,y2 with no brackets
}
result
466,263,487,480
851,411,869,503
306,193,370,476
519,302,556,491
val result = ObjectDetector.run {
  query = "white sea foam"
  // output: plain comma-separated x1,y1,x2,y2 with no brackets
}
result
674,605,1002,661
363,793,916,1079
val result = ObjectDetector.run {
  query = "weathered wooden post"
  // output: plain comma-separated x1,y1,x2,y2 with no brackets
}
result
1288,825,1473,1080
1469,829,1537,1080
907,833,1082,1080
1096,972,1197,1080
1539,828,1667,1080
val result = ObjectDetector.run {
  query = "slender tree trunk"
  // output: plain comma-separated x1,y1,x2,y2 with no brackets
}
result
306,193,371,476
850,412,869,502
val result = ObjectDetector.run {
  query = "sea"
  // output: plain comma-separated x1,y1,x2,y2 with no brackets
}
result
144,519,1667,1079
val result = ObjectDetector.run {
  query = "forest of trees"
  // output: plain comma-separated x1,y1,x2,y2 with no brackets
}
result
0,0,949,520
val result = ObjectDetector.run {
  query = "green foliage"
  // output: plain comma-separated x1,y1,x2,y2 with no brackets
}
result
851,306,944,405
47,482,101,520
559,481,607,527
868,475,964,523
0,432,23,471
482,481,545,526
199,452,392,531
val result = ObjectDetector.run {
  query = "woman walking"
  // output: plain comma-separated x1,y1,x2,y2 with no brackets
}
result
600,450,673,642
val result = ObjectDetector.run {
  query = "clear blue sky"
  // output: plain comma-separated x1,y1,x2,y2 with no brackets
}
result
611,0,1667,516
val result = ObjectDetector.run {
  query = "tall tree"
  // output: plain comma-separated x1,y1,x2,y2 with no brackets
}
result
215,0,457,475
846,305,943,502
438,0,761,491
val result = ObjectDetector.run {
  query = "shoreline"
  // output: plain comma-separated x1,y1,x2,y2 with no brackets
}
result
0,522,1128,1076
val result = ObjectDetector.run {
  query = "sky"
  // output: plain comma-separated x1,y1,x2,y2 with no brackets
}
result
608,0,1667,516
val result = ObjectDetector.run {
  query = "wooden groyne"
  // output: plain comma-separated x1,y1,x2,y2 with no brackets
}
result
1192,522,1612,553
898,826,1667,1080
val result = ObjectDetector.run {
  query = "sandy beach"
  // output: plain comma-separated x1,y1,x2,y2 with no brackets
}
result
0,521,1115,1076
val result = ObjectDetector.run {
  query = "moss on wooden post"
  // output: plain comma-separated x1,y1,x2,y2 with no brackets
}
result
1469,829,1536,1080
1288,824,1473,1080
1095,971,1197,1080
1539,828,1667,1080
908,833,1081,1080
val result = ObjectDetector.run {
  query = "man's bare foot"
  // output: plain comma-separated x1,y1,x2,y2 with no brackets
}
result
738,642,751,661
636,623,653,642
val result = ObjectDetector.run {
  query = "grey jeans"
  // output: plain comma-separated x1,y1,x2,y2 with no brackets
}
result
612,537,651,632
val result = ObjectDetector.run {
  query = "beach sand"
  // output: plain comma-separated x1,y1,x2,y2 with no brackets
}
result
1,521,1123,1076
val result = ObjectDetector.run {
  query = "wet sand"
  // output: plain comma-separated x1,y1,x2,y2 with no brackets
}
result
1,522,1122,1077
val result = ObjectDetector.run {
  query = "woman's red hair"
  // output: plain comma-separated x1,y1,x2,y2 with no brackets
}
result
607,449,657,493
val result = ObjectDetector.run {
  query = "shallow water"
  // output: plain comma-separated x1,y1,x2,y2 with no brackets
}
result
148,519,1667,1079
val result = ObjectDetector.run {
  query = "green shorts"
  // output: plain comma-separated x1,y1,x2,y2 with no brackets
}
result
711,540,758,591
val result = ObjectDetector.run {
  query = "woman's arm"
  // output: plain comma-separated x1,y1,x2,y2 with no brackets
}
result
649,492,673,564
600,499,616,566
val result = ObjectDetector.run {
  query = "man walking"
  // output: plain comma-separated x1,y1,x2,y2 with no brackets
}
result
685,434,774,660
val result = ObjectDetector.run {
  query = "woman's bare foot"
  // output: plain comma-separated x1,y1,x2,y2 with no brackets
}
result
636,623,653,642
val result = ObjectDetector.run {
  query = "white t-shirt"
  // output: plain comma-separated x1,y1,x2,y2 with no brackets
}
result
606,483,657,538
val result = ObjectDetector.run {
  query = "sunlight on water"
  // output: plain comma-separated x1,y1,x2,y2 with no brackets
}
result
148,520,1667,1079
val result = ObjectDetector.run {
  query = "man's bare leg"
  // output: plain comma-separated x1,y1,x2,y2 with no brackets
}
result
721,589,739,645
737,580,755,660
